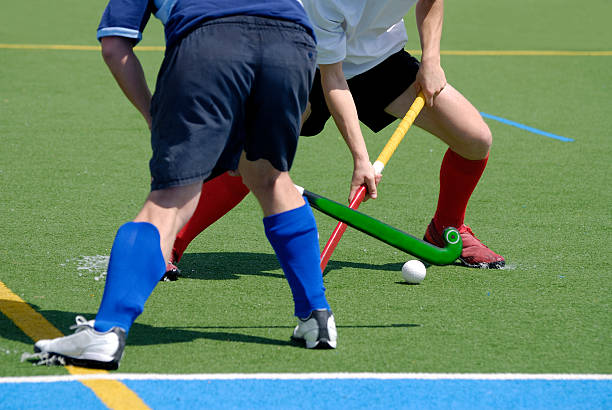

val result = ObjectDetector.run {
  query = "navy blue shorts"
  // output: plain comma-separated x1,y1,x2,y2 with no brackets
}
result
301,49,420,136
149,16,316,190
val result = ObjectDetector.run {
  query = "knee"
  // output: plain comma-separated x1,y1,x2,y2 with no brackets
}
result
479,122,493,155
240,168,283,196
467,121,492,159
141,184,201,230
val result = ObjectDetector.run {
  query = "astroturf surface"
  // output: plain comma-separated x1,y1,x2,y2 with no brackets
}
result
1,0,610,386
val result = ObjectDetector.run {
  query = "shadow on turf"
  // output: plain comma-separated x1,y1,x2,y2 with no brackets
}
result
129,323,421,348
1,301,419,349
178,251,406,279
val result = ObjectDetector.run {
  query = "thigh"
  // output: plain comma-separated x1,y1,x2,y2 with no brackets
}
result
384,83,491,159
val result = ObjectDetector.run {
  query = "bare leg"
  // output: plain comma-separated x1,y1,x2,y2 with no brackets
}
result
385,83,491,160
237,152,333,331
134,182,202,262
385,83,504,268
236,152,304,216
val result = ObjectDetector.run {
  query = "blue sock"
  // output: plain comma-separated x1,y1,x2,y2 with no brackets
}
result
264,202,330,318
94,222,166,334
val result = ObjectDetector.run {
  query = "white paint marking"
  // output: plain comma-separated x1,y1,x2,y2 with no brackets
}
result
1,373,611,383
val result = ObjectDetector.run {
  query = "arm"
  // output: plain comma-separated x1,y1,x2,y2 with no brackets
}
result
319,62,380,202
100,36,152,129
415,0,447,107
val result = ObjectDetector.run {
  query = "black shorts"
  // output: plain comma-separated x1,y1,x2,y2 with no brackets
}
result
149,16,316,190
301,49,420,136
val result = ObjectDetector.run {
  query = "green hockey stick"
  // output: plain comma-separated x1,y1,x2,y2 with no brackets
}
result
296,186,462,266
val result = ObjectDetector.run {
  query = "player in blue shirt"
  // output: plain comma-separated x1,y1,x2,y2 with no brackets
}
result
31,0,337,370
167,0,504,275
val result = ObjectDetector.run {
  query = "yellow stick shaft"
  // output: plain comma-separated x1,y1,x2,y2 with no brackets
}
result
374,91,425,170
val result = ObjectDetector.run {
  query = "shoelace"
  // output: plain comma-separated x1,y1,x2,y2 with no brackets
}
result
460,225,491,249
21,316,94,367
69,315,94,332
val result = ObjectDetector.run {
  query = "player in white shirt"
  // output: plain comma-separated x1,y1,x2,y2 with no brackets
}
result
300,0,505,268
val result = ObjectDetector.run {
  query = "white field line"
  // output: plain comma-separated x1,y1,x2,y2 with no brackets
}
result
1,373,611,383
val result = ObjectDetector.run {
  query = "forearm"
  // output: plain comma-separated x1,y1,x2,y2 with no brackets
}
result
318,63,379,200
319,64,369,163
415,0,444,64
101,36,152,128
414,0,446,106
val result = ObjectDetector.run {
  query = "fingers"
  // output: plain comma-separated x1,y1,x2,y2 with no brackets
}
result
415,64,447,107
364,171,384,201
348,184,361,203
414,80,432,107
362,168,383,202
350,160,380,203
423,90,434,107
420,82,444,107
428,85,446,107
421,86,445,107
375,173,383,185
364,175,377,201
414,80,435,107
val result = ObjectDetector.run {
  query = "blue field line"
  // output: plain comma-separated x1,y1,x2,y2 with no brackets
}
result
123,379,610,410
1,375,610,409
480,112,574,142
1,381,107,409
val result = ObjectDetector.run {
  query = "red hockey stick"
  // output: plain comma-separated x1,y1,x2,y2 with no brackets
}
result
319,92,425,271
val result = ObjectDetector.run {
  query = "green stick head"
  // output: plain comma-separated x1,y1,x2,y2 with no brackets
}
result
303,189,462,265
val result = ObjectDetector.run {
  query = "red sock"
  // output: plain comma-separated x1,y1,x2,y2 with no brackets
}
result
433,148,488,231
172,172,250,263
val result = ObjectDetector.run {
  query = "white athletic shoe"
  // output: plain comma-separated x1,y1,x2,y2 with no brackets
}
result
33,316,126,370
292,309,337,349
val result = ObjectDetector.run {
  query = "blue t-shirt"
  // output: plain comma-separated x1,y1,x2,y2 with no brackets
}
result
97,0,314,48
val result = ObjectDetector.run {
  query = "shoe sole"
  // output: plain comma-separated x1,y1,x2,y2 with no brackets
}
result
310,340,337,349
291,336,337,349
424,232,505,270
34,346,120,370
64,356,120,370
459,257,505,269
161,268,180,282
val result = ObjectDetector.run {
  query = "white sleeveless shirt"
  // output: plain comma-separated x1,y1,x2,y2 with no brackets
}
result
302,0,418,78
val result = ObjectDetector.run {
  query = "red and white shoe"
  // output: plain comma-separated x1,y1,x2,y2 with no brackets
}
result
424,219,505,269
161,261,180,282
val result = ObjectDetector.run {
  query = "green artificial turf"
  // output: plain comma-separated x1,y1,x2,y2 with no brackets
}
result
1,1,610,377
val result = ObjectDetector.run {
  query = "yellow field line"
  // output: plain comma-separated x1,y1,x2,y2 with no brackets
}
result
0,281,150,410
451,50,612,56
406,49,612,56
0,43,162,51
0,43,611,56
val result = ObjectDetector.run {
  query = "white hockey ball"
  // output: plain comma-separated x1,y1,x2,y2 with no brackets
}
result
402,260,426,284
